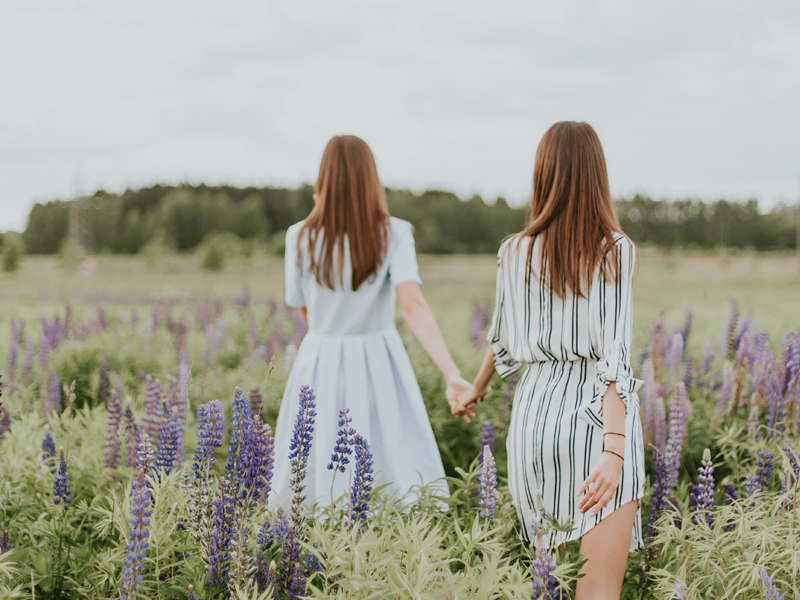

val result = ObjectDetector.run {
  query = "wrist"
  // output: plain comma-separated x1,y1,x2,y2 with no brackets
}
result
443,367,461,384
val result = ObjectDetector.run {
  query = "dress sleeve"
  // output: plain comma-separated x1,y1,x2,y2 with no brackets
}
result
389,221,423,287
579,237,643,429
284,226,306,308
487,244,523,379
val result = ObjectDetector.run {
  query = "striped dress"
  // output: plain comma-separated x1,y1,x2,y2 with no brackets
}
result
489,233,645,551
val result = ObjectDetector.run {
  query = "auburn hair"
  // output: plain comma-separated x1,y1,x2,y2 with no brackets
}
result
517,121,625,299
299,135,390,291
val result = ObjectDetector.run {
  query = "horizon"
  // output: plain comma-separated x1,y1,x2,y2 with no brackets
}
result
2,1,799,231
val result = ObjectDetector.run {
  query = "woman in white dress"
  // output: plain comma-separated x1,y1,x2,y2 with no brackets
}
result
456,122,645,600
270,135,472,507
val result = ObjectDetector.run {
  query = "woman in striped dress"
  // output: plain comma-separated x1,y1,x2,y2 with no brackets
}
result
456,122,645,599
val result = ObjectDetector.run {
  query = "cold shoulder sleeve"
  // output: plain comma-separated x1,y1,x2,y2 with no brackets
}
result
389,220,423,287
487,243,523,379
580,236,643,429
284,225,306,308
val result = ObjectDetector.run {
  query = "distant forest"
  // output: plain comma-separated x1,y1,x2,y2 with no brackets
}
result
16,184,799,254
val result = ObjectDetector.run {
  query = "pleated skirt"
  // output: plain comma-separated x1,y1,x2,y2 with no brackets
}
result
507,359,645,551
269,329,449,508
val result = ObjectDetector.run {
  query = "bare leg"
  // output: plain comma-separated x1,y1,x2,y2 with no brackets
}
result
575,500,638,600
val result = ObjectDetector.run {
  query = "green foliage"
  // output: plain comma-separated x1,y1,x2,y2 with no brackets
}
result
200,235,226,271
1,236,21,273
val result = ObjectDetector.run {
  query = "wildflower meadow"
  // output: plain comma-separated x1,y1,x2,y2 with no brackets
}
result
0,255,798,599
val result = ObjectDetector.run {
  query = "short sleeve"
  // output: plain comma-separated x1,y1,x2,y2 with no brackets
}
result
388,221,423,287
579,237,643,429
284,226,306,308
487,243,523,379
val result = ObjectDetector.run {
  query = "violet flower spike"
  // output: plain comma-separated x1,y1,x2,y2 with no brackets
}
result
530,515,558,600
760,568,785,600
0,531,11,554
756,448,774,492
41,425,56,471
647,445,670,539
52,447,71,508
348,434,375,528
327,408,355,502
478,444,498,520
691,449,715,527
104,390,123,472
478,420,496,464
120,470,152,600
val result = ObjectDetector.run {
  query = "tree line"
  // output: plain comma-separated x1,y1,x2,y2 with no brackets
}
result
15,184,799,255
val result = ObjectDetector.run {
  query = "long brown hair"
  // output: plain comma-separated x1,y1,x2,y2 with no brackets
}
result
299,135,390,291
518,121,624,299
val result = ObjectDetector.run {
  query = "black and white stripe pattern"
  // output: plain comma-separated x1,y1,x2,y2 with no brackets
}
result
490,233,645,551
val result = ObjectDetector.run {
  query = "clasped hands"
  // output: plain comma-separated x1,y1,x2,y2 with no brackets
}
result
445,376,489,423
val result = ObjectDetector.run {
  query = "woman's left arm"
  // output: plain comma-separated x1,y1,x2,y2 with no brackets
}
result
397,282,474,412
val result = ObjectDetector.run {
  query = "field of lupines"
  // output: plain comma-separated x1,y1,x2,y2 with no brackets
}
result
0,281,798,598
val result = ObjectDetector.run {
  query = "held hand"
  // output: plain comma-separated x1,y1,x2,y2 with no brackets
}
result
452,383,490,423
576,450,624,517
445,376,477,419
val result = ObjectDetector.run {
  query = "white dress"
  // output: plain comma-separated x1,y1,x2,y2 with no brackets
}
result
489,233,645,550
269,217,449,508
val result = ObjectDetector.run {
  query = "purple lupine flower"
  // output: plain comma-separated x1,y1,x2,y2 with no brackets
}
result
104,390,123,472
208,477,235,589
736,330,754,371
653,397,667,452
747,406,760,441
647,445,670,539
143,376,163,443
651,311,668,367
744,475,758,498
137,432,155,478
193,400,225,482
224,388,254,495
348,434,374,528
713,361,735,423
38,334,50,372
120,470,152,600
721,297,740,360
41,425,56,471
22,339,34,384
683,354,693,393
478,445,498,519
756,448,774,492
97,354,110,407
668,333,684,384
702,342,715,375
327,409,355,503
250,388,263,416
258,507,291,549
478,420,496,464
244,415,275,506
155,403,177,476
304,540,322,579
690,449,715,526
123,405,140,468
781,438,800,493
0,531,11,554
44,371,61,417
761,568,785,600
53,447,71,508
673,581,689,599
530,515,558,600
7,332,18,397
664,383,687,490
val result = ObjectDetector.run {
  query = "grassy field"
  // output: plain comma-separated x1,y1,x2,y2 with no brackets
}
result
2,249,798,354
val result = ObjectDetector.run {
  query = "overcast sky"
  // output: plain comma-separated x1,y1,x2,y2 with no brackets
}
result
1,0,799,230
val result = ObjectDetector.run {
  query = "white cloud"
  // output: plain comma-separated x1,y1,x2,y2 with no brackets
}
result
0,0,798,230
